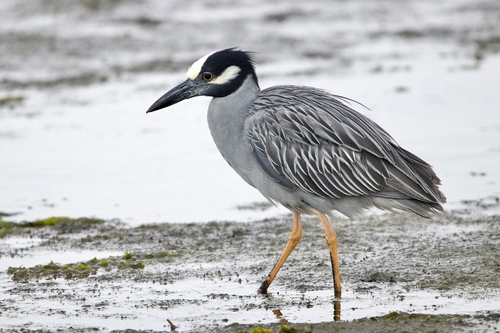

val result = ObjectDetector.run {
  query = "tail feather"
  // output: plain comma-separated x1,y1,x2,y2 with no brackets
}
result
372,197,444,218
399,148,447,202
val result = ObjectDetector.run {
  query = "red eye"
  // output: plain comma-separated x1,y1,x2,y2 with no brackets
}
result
202,72,213,82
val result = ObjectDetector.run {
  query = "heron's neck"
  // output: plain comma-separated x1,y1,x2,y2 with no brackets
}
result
207,76,260,177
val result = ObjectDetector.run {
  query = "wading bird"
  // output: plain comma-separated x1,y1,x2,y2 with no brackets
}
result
146,48,446,298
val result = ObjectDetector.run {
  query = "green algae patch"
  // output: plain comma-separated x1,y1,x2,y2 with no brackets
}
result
250,328,273,333
0,220,13,238
124,251,172,260
382,311,401,320
278,326,300,333
8,260,98,282
0,216,106,238
21,216,105,228
0,212,17,238
21,216,72,227
6,251,173,283
98,258,109,267
0,94,24,108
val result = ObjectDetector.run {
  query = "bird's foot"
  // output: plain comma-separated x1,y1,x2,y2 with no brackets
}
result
257,280,269,294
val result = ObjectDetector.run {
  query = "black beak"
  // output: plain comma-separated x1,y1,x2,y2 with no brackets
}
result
146,79,203,113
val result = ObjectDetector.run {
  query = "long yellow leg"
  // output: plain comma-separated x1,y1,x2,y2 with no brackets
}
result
258,211,302,294
317,211,341,298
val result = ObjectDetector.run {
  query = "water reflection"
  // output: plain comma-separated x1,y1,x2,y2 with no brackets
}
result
334,300,341,322
273,309,287,322
272,299,342,323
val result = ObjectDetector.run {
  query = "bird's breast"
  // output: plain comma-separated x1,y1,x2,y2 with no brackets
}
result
206,79,260,186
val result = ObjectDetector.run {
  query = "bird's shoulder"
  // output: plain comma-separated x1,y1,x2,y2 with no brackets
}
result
246,85,394,158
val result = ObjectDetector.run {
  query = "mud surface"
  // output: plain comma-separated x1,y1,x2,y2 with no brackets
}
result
1,203,499,332
1,0,500,332
1,0,500,223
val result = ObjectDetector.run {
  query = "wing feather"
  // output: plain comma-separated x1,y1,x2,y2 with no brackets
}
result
246,85,445,204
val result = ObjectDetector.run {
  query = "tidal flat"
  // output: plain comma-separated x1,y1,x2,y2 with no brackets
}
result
1,200,499,332
1,0,500,331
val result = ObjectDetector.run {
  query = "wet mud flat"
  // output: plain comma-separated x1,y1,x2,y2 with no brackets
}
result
1,200,499,332
1,0,500,332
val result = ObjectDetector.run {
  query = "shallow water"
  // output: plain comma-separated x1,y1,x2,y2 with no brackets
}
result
1,0,499,224
1,212,499,332
1,0,500,332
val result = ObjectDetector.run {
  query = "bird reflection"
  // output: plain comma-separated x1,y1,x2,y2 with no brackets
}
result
334,300,341,322
271,298,342,323
272,309,287,322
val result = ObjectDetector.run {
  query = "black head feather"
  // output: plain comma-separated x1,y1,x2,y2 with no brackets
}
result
197,48,259,97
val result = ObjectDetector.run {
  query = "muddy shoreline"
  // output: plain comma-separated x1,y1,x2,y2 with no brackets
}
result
1,201,499,332
1,0,500,331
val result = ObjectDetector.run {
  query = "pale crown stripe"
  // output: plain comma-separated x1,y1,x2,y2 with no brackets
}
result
186,51,216,80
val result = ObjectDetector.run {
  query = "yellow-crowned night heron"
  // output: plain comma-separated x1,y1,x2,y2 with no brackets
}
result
146,48,446,298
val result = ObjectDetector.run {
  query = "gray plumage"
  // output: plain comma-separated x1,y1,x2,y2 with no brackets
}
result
208,78,445,219
148,48,446,220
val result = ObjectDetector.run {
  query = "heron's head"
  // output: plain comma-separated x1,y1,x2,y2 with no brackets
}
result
146,48,258,113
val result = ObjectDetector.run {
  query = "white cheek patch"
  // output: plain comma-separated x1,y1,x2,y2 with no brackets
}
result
186,51,215,80
209,66,241,85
